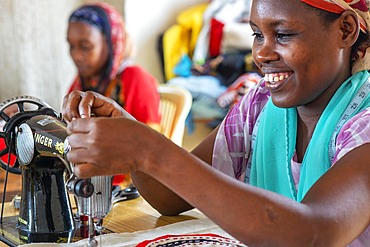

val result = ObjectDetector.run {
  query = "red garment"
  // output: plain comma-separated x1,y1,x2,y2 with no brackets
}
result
209,18,224,58
68,65,160,125
120,66,160,124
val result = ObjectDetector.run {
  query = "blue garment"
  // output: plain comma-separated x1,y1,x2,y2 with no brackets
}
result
173,55,192,77
168,75,228,133
167,75,227,99
250,70,370,201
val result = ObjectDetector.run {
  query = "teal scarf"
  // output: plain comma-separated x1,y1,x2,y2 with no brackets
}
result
249,70,370,201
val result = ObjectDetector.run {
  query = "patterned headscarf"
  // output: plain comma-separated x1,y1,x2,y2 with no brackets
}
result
69,2,127,94
300,0,370,73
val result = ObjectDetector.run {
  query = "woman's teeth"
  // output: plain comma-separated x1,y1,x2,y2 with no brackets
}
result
264,73,290,84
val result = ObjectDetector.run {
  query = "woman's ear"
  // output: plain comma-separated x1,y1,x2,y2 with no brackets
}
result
339,10,360,47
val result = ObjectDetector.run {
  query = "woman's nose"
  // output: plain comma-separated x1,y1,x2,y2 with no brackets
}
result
255,41,279,64
71,50,85,64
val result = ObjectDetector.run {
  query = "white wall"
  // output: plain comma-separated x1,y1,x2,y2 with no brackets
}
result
125,0,208,83
0,0,78,110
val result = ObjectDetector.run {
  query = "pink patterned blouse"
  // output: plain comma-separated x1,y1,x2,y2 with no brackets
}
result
212,81,370,246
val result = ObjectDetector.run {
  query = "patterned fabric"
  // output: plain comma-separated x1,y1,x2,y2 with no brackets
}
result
217,72,261,108
69,6,105,32
136,234,247,247
212,80,370,246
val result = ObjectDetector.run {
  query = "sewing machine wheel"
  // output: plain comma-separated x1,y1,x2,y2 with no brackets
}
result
0,95,57,174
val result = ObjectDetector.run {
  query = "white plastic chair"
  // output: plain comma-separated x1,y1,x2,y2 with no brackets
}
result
158,85,192,146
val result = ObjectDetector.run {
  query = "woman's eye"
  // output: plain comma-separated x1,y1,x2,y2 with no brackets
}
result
276,33,293,41
252,32,263,40
81,44,93,52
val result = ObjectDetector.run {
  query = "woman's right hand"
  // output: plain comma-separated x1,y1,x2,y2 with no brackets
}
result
62,90,134,122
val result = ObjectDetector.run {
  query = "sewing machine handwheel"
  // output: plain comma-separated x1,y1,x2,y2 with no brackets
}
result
0,95,57,174
0,132,20,174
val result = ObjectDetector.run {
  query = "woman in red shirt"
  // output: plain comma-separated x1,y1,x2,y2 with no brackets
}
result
67,3,161,184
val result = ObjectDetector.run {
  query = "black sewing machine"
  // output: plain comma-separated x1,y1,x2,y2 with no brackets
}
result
0,96,116,246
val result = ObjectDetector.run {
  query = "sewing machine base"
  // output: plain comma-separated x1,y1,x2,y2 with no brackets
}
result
0,215,114,246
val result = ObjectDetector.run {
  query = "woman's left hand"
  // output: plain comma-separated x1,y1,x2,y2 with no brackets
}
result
62,90,133,122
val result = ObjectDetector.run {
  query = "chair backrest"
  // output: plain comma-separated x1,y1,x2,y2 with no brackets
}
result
158,85,192,146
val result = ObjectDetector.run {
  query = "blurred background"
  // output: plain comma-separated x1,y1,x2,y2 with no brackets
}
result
0,0,207,110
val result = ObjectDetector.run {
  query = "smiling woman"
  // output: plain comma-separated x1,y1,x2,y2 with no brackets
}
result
61,0,370,246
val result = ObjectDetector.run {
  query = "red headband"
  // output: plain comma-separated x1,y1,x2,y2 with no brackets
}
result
301,0,369,32
301,0,368,12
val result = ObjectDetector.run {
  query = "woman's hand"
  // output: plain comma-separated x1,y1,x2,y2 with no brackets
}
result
65,116,167,179
62,90,134,122
62,90,144,178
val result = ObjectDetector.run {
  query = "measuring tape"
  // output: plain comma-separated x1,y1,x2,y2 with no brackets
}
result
329,76,370,163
